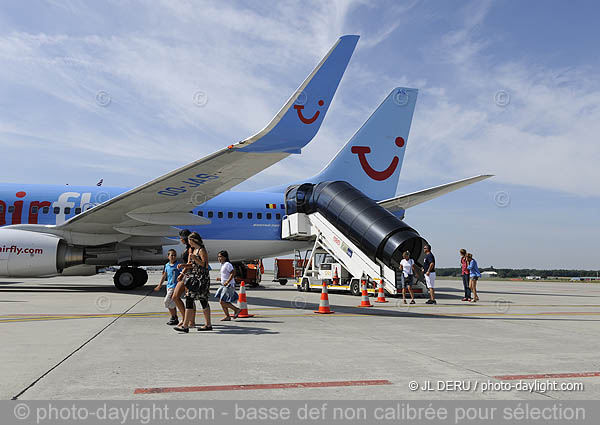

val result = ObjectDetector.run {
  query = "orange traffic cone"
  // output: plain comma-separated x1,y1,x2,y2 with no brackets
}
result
374,280,388,303
332,268,340,285
237,280,254,318
314,281,334,314
358,279,373,307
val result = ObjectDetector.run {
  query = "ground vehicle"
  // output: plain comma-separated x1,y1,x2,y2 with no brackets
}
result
296,250,369,295
283,182,430,297
233,260,263,287
294,248,428,297
273,252,309,285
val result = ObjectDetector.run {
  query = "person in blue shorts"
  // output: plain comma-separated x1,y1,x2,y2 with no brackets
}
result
467,252,482,302
154,249,181,325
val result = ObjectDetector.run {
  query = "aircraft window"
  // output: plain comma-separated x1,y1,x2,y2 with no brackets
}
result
207,211,213,218
247,212,253,219
228,212,233,219
42,207,49,214
8,206,15,213
267,213,272,220
198,211,203,217
0,205,4,214
218,211,223,218
53,207,60,214
237,212,243,219
31,206,39,214
75,207,82,214
257,213,262,219
276,213,281,220
280,204,285,209
64,207,71,214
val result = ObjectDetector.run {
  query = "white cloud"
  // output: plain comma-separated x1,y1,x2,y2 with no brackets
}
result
399,3,600,197
0,0,598,199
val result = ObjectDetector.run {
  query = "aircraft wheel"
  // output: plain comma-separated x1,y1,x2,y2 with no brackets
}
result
114,267,136,290
279,279,288,285
133,268,148,287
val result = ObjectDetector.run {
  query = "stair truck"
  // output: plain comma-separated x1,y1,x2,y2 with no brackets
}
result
282,181,429,297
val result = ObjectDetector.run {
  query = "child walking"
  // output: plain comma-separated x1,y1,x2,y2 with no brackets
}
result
215,250,241,321
154,249,182,325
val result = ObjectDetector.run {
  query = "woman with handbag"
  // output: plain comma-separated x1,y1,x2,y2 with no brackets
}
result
215,250,241,321
174,232,213,333
173,229,194,328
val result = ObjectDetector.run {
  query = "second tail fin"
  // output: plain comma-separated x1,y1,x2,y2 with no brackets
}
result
309,87,418,200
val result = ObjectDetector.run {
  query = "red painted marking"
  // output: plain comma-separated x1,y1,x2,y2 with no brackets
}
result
395,137,405,147
351,146,399,181
16,191,26,198
11,200,23,224
318,99,324,106
293,105,320,124
0,199,6,226
28,200,51,224
134,379,391,394
495,372,600,380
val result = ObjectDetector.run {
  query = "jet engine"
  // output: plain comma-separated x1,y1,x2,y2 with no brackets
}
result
0,229,83,277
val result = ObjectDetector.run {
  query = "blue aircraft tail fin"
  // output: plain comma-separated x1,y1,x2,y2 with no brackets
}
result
237,35,359,154
308,87,418,200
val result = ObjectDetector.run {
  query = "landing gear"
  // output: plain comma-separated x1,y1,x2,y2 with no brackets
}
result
113,267,148,290
133,268,148,287
278,279,288,286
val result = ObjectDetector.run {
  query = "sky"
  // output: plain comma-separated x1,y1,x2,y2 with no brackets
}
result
0,0,599,269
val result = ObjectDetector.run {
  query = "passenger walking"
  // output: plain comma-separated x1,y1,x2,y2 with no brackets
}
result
467,253,481,302
215,250,241,321
422,244,436,304
399,251,416,304
460,248,472,301
154,249,182,325
174,229,194,328
174,232,212,332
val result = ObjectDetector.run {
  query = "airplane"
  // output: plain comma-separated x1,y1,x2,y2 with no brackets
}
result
0,35,492,290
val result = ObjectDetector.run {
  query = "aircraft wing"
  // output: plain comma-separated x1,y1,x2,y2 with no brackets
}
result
378,175,493,211
52,35,359,237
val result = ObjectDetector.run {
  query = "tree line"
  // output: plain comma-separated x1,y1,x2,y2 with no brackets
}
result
436,267,600,279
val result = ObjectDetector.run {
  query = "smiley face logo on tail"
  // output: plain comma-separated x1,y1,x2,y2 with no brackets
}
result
294,100,324,124
351,137,405,181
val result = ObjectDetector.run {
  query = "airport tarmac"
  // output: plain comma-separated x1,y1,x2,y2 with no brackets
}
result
1,272,600,400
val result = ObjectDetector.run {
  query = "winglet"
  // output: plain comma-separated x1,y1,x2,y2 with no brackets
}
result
236,35,359,153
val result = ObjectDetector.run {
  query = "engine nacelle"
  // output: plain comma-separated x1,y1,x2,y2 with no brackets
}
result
0,229,84,277
60,265,99,276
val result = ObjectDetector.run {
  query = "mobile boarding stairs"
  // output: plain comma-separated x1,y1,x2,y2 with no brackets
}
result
281,181,429,297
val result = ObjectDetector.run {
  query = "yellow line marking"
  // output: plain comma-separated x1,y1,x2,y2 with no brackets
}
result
3,310,600,323
0,307,290,321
